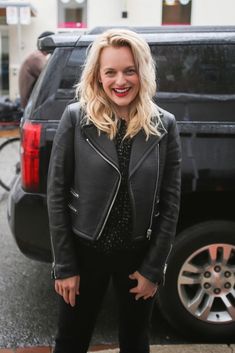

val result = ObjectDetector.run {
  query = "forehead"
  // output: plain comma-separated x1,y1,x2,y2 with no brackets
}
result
99,45,135,68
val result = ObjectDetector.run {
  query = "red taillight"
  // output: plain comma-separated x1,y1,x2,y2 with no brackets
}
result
21,121,42,192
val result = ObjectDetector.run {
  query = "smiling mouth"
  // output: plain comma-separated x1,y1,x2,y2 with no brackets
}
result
113,87,131,97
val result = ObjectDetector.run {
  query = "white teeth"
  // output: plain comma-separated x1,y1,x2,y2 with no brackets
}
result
114,88,129,93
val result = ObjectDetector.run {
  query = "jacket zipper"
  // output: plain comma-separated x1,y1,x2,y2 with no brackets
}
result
146,144,160,240
70,188,79,198
164,243,173,273
162,243,173,286
50,236,57,279
86,138,122,239
68,203,78,214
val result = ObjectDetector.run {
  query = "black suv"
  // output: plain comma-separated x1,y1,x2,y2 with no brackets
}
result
8,26,235,341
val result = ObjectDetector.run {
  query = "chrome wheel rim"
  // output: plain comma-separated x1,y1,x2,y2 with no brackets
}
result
178,243,235,323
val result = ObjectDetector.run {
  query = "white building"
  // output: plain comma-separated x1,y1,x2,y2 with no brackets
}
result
0,0,234,100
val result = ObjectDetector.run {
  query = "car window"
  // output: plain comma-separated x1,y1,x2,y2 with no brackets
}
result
25,48,72,120
151,44,235,94
56,46,87,99
26,40,235,122
58,43,235,96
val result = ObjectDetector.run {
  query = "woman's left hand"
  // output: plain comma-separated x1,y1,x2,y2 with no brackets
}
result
129,271,158,300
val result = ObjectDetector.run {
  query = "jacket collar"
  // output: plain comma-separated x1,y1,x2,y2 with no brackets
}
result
129,123,166,177
83,124,119,169
82,115,167,175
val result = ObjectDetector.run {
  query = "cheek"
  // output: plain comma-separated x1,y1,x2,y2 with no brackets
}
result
135,76,140,86
133,77,140,92
102,79,113,90
131,74,140,86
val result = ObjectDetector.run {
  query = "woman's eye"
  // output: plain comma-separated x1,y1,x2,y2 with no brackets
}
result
105,71,115,76
126,69,136,75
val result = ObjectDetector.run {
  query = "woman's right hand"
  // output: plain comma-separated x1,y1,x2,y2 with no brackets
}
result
55,275,80,307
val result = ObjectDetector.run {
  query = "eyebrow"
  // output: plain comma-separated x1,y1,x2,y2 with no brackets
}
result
103,65,136,71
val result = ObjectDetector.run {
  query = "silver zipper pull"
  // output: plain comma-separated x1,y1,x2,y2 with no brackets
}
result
146,228,152,240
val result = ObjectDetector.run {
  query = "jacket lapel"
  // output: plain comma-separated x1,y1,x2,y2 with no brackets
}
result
82,116,167,175
82,124,119,169
129,124,167,178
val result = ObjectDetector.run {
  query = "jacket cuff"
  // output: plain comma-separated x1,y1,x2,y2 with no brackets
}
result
138,263,164,285
51,263,79,280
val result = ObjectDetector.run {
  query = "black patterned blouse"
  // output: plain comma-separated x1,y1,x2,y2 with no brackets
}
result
94,118,133,253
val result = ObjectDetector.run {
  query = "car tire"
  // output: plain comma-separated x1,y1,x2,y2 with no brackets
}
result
157,220,235,341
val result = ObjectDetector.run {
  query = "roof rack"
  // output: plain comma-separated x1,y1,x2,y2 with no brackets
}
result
37,32,81,53
38,25,235,52
88,25,235,34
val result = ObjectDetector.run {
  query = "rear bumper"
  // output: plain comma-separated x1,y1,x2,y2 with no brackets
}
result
7,175,52,262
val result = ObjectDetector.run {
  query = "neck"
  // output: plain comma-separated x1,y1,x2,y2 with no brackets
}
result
114,107,129,122
119,116,129,122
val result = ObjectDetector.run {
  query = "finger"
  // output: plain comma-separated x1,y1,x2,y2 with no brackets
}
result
151,288,158,297
55,281,59,294
76,278,80,295
135,293,143,300
55,283,63,296
69,288,76,307
153,287,158,295
129,286,139,293
143,294,151,300
129,273,136,280
62,288,70,304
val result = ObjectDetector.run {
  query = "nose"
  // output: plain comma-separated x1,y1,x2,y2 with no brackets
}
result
115,72,126,86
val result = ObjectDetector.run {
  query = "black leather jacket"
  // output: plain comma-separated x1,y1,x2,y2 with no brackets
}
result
47,102,181,284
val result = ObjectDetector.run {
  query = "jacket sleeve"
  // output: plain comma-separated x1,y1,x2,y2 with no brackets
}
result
138,116,182,284
47,105,79,279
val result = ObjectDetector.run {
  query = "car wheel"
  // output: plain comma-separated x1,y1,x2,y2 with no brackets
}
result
157,220,235,341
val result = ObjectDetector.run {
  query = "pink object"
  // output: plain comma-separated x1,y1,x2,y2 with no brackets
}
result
58,22,87,28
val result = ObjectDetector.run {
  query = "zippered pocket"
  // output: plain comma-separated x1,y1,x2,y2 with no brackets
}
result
68,188,80,214
154,197,160,218
70,188,79,198
68,203,78,214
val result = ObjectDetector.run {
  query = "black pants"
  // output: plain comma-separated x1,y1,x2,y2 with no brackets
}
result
54,242,155,353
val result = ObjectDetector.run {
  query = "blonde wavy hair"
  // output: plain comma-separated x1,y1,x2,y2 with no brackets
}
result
76,29,161,139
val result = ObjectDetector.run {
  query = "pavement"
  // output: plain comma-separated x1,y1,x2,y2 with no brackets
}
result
0,345,234,353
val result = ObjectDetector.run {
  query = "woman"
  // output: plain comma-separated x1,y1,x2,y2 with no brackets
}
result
47,29,181,353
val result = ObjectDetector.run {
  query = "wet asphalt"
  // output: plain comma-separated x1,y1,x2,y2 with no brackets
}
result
0,190,56,348
0,182,189,349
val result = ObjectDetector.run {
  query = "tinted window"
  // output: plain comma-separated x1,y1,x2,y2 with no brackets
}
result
57,47,87,99
26,48,72,113
151,44,235,94
25,48,73,120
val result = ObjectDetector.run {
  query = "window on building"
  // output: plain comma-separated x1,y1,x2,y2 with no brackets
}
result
0,8,7,25
58,0,87,29
0,31,9,95
162,0,192,25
